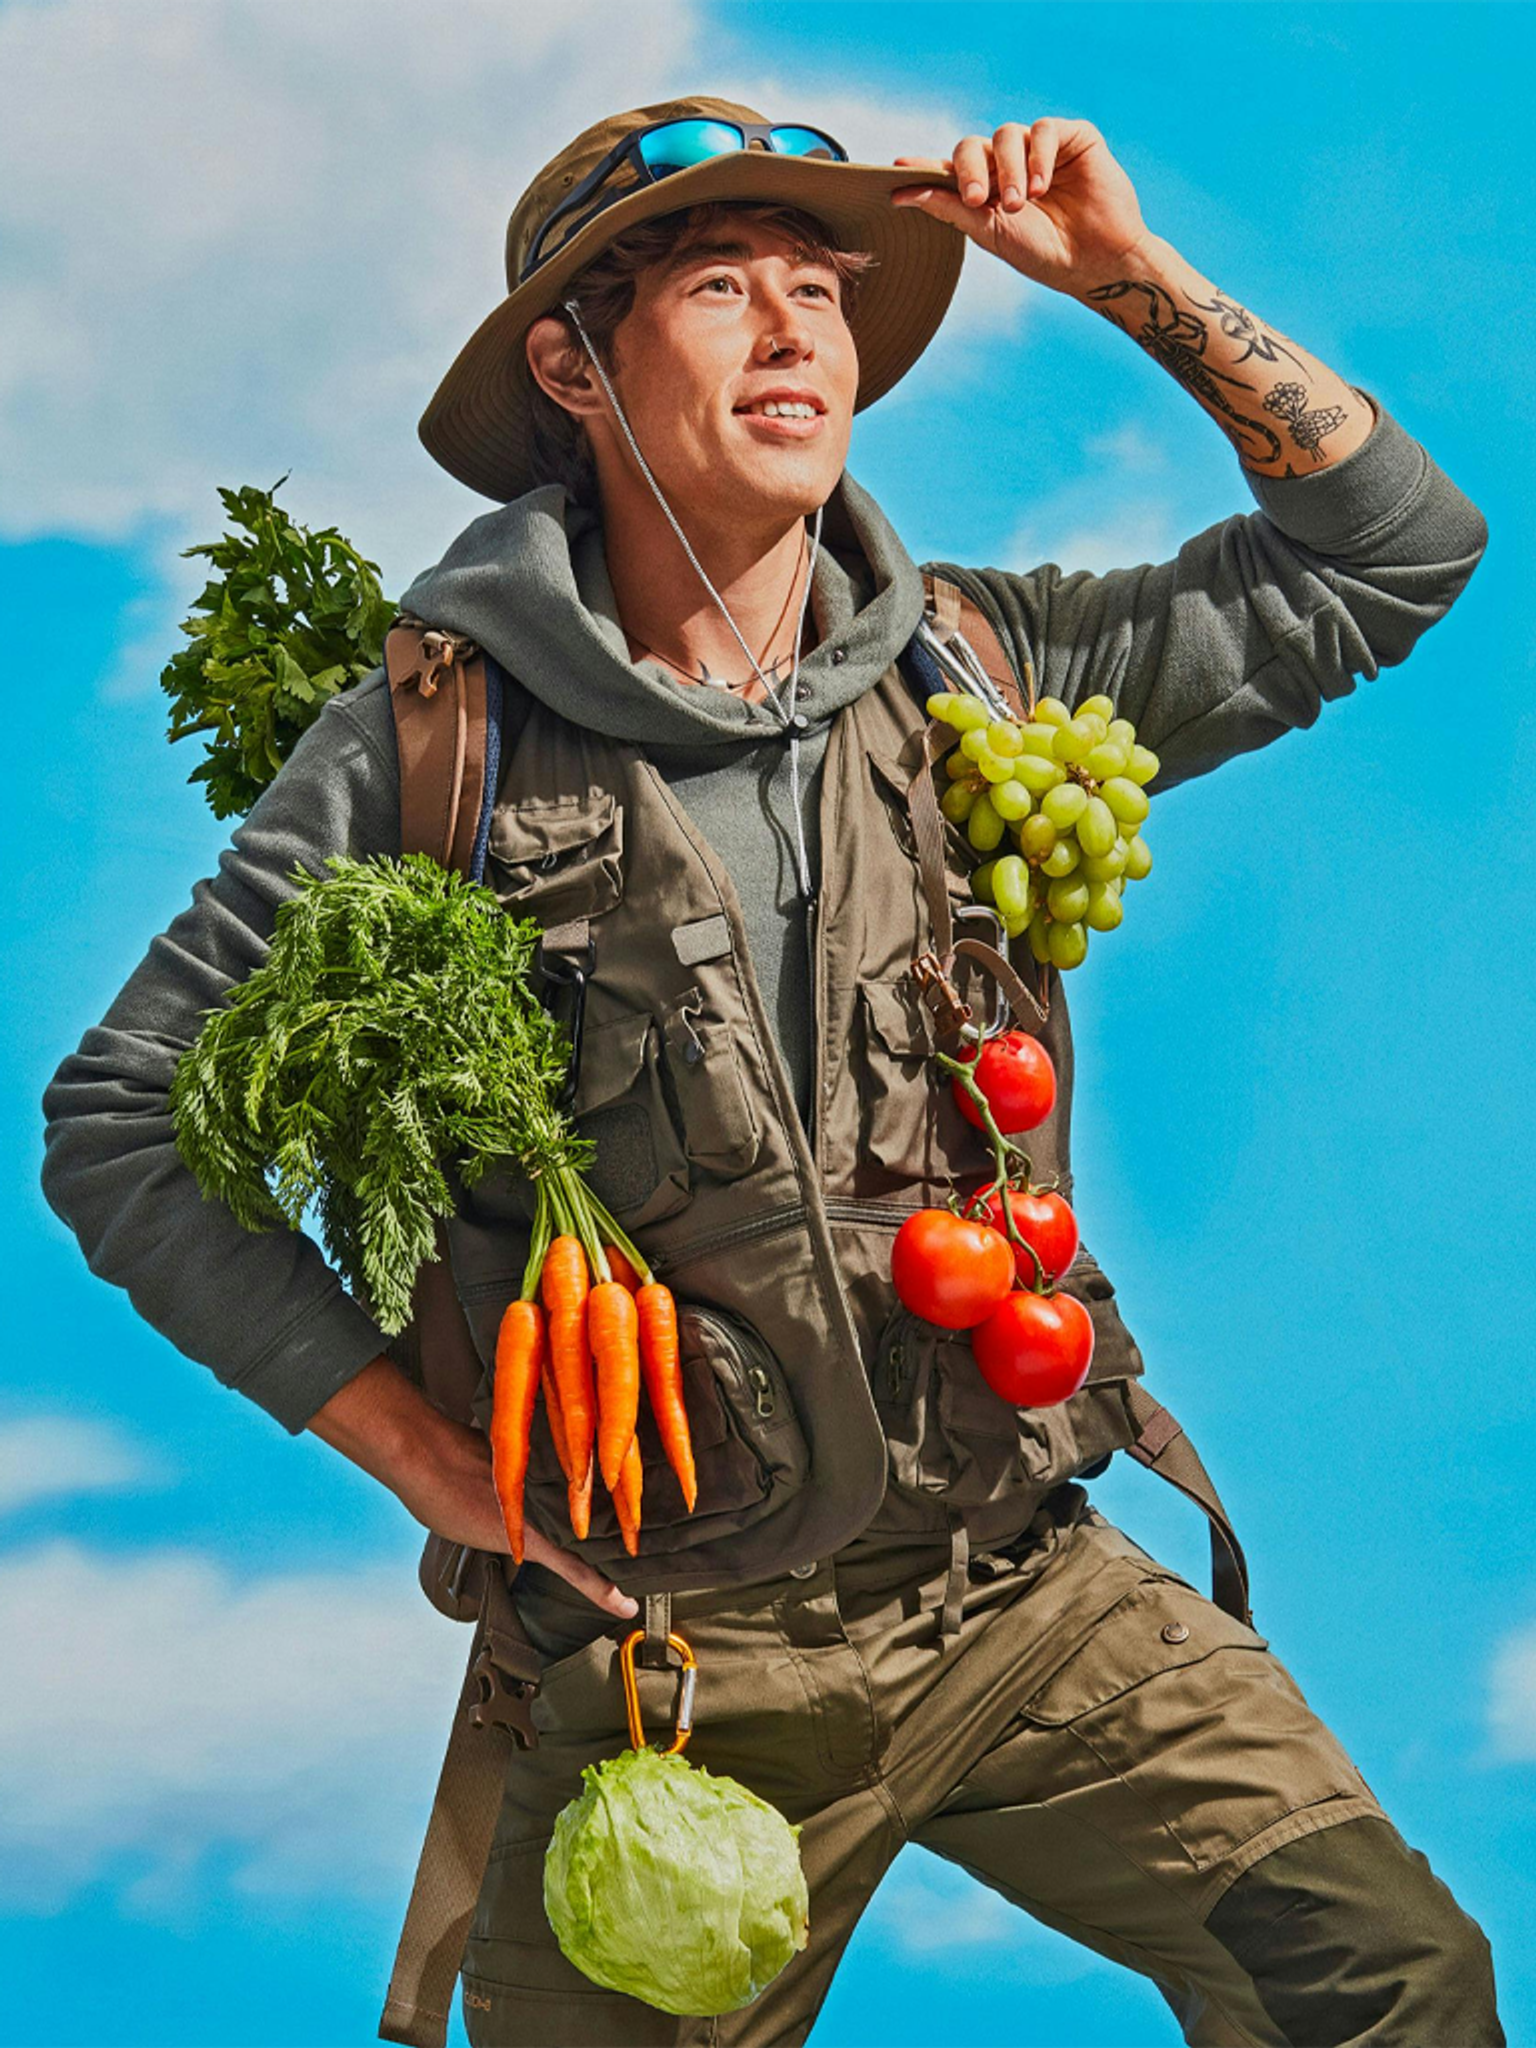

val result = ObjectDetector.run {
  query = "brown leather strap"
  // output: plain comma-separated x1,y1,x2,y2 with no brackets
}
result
641,1591,674,1669
377,1561,541,2048
1124,1384,1254,1628
384,617,490,874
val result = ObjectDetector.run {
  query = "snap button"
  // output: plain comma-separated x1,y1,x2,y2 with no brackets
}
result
789,1560,818,1580
831,646,846,665
789,712,810,733
1161,1620,1190,1644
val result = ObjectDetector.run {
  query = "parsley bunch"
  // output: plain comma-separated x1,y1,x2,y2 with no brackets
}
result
161,480,398,819
170,853,596,1333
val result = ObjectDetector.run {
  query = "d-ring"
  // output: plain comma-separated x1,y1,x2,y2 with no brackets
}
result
619,1628,697,1754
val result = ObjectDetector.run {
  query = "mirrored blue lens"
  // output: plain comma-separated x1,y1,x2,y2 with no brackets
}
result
769,126,845,161
636,120,745,178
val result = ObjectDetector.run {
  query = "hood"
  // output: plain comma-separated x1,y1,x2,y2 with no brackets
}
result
396,471,927,748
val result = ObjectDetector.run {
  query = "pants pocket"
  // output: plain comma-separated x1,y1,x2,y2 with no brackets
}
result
1015,1570,1382,1873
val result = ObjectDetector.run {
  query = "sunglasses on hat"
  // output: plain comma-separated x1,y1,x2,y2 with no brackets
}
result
520,116,850,284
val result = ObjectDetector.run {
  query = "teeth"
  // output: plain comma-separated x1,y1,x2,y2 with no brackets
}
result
752,401,817,418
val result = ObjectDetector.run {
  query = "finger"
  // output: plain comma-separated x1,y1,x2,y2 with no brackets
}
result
951,133,993,207
992,122,1030,210
524,1526,640,1617
892,154,948,172
890,185,985,232
1027,117,1062,196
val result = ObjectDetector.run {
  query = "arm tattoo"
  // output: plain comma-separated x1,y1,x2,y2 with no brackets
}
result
1084,276,1352,471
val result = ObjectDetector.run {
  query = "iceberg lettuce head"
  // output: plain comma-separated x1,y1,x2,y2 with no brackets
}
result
543,1745,810,2015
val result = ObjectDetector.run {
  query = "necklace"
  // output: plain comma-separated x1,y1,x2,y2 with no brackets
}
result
637,643,795,700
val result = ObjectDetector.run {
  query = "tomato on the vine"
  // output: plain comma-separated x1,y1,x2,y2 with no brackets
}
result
970,1289,1094,1406
974,1184,1079,1288
950,1029,1056,1134
891,1210,1015,1329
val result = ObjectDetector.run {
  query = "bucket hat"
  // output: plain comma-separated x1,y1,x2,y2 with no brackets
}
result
418,94,965,503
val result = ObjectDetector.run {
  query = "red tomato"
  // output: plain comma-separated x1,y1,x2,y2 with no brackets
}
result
975,1185,1079,1288
951,1030,1057,1135
970,1289,1094,1406
891,1210,1016,1329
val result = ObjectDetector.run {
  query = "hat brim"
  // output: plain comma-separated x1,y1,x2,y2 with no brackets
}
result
418,151,966,503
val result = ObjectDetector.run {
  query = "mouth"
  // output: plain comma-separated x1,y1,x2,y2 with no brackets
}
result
733,392,827,437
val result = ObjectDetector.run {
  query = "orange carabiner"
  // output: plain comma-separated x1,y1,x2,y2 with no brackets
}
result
619,1628,697,1755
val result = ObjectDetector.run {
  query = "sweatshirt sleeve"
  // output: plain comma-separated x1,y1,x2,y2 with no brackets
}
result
945,386,1489,791
39,671,403,1434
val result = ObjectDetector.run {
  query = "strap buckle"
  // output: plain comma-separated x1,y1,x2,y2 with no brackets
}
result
467,1642,540,1750
909,947,979,1050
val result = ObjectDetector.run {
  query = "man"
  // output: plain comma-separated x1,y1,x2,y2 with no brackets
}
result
41,97,1499,2047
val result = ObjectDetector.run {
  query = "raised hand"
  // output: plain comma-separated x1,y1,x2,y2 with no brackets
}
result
891,118,1150,298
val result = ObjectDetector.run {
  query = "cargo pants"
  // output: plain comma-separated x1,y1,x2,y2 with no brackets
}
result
460,1484,1504,2047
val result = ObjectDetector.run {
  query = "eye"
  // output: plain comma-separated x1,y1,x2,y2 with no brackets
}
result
699,273,740,294
796,280,834,299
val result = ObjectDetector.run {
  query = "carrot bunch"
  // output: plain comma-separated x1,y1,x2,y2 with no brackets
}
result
488,1163,697,1562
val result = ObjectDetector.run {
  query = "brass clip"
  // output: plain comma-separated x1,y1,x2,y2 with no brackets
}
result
619,1628,697,1755
909,948,976,1047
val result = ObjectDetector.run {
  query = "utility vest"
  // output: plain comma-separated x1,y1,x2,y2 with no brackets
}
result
381,572,1254,1616
374,573,1253,2048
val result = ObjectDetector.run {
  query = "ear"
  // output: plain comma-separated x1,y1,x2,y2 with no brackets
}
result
525,314,606,422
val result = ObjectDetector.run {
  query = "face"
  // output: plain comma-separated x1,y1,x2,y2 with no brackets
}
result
545,215,859,530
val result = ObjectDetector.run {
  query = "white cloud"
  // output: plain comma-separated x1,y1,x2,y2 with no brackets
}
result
1005,410,1185,576
0,2,1034,643
1487,1618,1536,1762
0,1538,468,1918
0,1415,168,1515
861,1846,1101,1986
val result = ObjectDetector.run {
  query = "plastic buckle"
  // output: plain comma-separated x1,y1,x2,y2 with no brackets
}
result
468,1643,540,1750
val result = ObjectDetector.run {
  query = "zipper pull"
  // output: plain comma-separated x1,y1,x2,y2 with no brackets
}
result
745,1361,777,1419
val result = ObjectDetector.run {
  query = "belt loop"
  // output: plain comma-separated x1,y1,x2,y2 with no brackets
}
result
640,1591,674,1669
939,1512,969,1642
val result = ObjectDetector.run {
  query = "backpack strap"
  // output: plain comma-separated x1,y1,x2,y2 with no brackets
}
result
1123,1386,1254,1627
377,1558,543,2048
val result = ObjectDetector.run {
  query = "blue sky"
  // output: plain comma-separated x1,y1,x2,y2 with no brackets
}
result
2,2,1532,2044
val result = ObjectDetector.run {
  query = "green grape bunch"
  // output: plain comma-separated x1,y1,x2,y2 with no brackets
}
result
930,690,1159,971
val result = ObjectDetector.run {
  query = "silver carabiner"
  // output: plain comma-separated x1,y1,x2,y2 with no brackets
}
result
952,901,1013,1042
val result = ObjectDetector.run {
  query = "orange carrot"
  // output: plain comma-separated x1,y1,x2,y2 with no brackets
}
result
602,1243,641,1291
589,1279,640,1494
613,1431,643,1556
637,1283,696,1512
490,1299,545,1564
568,1440,594,1543
540,1353,571,1480
541,1235,595,1493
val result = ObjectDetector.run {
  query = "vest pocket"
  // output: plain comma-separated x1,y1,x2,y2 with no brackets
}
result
499,1296,810,1564
658,985,762,1179
570,1006,690,1229
872,1301,1142,1512
854,978,939,1174
486,789,625,924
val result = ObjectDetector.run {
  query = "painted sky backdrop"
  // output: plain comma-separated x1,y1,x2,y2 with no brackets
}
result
3,3,1532,2044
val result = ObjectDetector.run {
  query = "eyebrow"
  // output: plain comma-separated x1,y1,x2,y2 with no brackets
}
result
665,238,839,277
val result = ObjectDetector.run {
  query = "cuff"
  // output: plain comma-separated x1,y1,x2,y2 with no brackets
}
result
225,1279,392,1434
1242,385,1430,555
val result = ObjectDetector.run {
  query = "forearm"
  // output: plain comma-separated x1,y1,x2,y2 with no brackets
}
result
304,1351,454,1490
1073,230,1373,480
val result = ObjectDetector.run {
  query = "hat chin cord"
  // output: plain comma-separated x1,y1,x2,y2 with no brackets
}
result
562,296,822,909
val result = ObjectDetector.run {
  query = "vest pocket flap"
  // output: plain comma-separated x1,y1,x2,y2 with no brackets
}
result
858,977,933,1058
571,1005,653,1109
1016,1576,1271,1726
487,791,624,919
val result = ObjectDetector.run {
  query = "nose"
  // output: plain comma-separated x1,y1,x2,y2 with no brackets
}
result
751,281,814,364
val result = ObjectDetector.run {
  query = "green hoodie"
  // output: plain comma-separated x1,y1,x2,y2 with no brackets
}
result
39,395,1487,1437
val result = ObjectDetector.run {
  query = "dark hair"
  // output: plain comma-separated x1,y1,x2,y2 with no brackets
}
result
525,200,876,507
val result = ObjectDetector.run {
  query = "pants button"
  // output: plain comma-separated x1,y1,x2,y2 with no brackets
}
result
790,1560,818,1579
